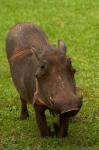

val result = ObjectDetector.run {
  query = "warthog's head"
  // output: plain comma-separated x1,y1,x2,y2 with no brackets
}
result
34,41,83,116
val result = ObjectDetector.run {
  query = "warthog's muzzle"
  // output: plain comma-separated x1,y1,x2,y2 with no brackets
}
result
54,96,83,117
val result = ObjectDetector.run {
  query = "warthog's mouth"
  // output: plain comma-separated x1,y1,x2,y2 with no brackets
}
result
61,107,80,117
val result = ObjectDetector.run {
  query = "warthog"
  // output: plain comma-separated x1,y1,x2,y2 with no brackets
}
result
6,23,82,137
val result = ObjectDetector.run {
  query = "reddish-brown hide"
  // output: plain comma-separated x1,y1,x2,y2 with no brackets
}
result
6,23,83,137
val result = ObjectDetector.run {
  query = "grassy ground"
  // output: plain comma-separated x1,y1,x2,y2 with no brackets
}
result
0,0,99,149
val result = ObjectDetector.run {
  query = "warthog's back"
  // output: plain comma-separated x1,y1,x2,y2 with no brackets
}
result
6,23,51,102
6,23,51,58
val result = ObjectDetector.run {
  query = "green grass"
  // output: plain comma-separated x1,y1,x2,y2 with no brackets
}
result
0,0,99,149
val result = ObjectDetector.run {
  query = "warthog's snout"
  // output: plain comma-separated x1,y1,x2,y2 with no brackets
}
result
54,95,83,117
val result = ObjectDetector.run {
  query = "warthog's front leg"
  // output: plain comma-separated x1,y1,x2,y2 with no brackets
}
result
58,115,69,137
34,106,51,137
54,115,69,137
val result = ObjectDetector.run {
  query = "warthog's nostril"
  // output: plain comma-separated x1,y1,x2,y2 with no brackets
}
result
54,94,83,115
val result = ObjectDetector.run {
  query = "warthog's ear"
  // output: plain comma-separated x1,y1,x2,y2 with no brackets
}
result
58,40,67,54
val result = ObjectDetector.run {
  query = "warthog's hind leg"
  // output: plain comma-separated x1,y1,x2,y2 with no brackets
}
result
20,97,29,120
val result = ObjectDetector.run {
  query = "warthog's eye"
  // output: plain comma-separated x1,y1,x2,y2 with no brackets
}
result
40,61,48,71
36,61,48,78
67,57,71,64
66,57,76,74
41,65,46,70
71,68,76,74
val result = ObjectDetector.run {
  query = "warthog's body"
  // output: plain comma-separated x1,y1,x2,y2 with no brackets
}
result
6,23,82,137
